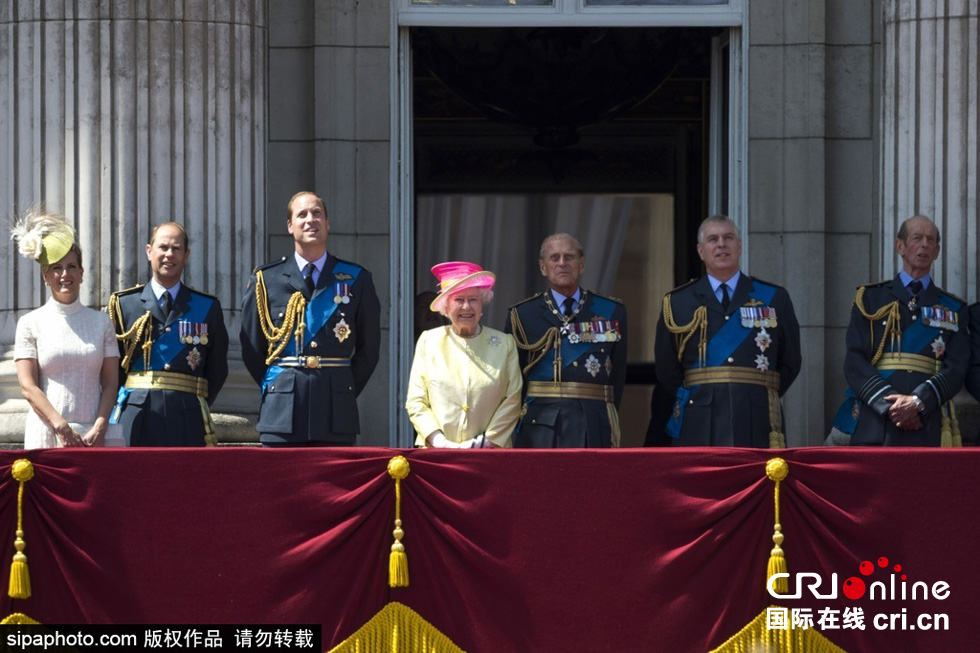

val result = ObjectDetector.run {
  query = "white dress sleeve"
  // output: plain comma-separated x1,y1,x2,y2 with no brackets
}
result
14,313,38,360
101,312,118,359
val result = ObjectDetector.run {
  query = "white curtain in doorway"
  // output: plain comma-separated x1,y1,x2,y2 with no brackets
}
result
416,194,633,329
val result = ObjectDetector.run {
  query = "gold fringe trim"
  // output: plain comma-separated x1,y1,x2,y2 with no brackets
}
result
8,460,34,600
387,456,411,588
765,458,788,595
1,612,40,625
710,606,847,653
328,602,463,653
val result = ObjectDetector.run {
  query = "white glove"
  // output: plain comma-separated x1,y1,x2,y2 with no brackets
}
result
427,431,462,449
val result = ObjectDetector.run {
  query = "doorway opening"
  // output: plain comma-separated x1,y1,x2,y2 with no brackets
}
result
411,26,726,445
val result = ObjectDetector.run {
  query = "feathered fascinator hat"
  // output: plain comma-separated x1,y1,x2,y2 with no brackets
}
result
10,209,76,266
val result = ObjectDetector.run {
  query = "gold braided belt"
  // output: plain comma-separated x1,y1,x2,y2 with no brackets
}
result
125,371,209,397
123,371,217,446
683,366,781,393
271,356,351,369
526,381,614,402
875,352,940,375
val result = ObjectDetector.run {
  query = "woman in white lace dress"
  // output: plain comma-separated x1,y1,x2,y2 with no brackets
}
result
12,211,121,448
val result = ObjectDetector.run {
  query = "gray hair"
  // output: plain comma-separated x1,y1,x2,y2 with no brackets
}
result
539,233,585,260
437,288,494,317
697,214,741,244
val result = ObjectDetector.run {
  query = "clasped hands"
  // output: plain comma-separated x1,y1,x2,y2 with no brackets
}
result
53,420,105,447
426,430,493,449
884,394,923,431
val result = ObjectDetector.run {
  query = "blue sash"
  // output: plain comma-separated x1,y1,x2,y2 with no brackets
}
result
831,389,858,435
703,281,777,367
131,294,213,372
111,292,213,423
878,293,961,380
666,280,778,438
263,260,362,393
526,294,618,382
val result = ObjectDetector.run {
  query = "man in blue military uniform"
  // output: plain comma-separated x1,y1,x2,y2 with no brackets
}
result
968,302,980,404
505,233,627,448
845,215,967,446
108,222,229,446
240,191,381,446
655,215,801,447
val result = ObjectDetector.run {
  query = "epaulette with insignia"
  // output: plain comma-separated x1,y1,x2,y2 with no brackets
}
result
184,285,219,300
666,278,699,295
509,292,545,310
937,288,967,307
252,257,289,274
331,255,363,270
111,284,144,297
590,289,624,305
855,279,889,291
747,276,786,291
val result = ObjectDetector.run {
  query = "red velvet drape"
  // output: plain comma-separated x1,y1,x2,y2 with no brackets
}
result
0,448,976,652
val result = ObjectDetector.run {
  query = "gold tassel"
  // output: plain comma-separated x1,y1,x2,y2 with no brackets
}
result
387,456,411,588
766,458,789,595
950,402,963,447
940,404,953,448
9,460,35,600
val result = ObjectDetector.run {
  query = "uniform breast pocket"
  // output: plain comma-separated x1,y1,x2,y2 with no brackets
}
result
257,371,295,434
269,303,291,328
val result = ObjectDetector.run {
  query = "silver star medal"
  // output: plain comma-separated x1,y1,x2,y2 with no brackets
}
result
754,328,772,352
931,335,945,359
585,354,601,377
755,353,770,372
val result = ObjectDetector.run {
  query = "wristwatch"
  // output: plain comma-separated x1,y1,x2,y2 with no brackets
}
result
911,395,925,413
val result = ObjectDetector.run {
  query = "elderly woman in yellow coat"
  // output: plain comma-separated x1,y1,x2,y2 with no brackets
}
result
407,262,522,448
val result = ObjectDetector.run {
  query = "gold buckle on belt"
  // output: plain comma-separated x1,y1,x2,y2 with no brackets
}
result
304,356,321,369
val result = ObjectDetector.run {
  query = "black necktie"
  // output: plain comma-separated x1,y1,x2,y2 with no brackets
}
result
562,297,574,318
161,291,173,317
908,279,923,299
721,283,730,312
304,263,316,295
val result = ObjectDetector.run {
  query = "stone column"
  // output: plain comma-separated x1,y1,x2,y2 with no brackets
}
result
0,1,267,437
748,0,827,444
882,1,980,299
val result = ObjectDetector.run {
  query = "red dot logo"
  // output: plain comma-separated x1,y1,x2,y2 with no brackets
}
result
894,564,902,573
902,574,907,581
878,556,889,568
859,561,874,576
843,577,866,600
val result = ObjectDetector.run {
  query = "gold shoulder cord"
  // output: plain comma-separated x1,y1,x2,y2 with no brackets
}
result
661,293,708,367
107,294,153,373
254,270,307,365
852,287,901,365
509,307,562,383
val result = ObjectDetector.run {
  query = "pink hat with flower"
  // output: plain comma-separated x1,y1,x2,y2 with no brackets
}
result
429,261,496,313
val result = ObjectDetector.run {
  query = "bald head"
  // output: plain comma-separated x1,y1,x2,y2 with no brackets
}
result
895,215,940,278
